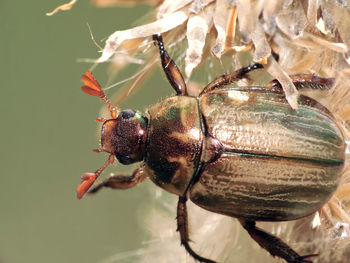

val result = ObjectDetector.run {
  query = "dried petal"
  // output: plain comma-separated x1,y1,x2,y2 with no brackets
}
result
46,0,77,16
306,0,319,27
276,1,308,39
224,6,237,50
266,57,299,109
92,0,158,7
251,24,271,63
212,0,231,58
97,11,188,63
157,0,193,19
185,5,214,77
322,1,350,50
190,0,215,14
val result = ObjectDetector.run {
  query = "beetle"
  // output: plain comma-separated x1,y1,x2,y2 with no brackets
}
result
76,34,345,263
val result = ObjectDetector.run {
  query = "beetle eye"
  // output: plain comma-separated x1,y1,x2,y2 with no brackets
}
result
115,153,133,164
121,109,135,119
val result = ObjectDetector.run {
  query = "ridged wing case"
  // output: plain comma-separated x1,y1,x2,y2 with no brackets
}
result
190,86,345,221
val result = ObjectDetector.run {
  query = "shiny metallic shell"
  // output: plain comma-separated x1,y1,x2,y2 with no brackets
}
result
145,96,202,196
190,86,345,221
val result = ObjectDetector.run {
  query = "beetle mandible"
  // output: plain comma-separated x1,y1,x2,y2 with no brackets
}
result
76,34,345,263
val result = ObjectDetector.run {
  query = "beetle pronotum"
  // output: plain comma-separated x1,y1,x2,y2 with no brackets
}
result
77,34,345,263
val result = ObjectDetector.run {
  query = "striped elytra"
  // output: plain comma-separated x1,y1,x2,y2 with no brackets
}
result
145,86,345,221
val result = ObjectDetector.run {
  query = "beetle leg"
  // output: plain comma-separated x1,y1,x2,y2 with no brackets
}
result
199,63,264,96
88,168,147,194
239,219,317,263
153,34,188,96
268,74,334,91
177,196,216,263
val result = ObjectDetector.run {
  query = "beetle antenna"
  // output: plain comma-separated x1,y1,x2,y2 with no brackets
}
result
81,70,117,119
76,154,115,199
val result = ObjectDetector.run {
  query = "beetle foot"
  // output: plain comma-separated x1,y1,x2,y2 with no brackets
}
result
182,243,216,263
88,168,147,194
177,197,216,263
239,220,318,263
290,253,318,263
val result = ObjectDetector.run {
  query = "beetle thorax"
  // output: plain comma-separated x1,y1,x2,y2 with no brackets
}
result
101,110,148,164
144,96,203,196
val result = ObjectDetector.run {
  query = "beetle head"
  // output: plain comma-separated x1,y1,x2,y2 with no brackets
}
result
77,70,148,199
101,110,148,164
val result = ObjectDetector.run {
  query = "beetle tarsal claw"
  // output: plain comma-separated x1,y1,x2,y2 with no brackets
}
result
298,253,318,263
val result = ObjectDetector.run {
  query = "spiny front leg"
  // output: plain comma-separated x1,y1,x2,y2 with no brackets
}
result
177,196,216,263
199,63,264,96
268,74,334,91
152,34,188,96
239,219,317,263
88,168,147,194
268,50,334,91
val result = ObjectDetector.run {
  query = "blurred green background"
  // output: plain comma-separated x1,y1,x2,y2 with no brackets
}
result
0,1,174,262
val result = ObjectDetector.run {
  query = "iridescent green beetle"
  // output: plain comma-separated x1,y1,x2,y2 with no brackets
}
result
76,34,345,263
